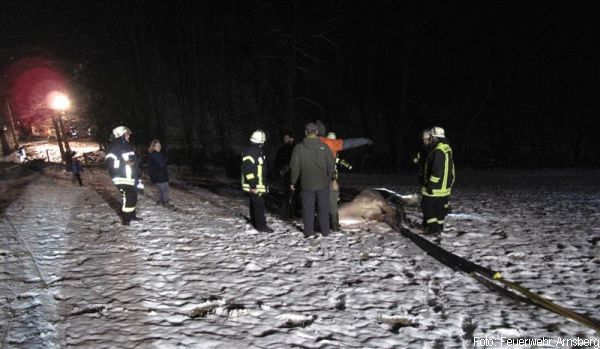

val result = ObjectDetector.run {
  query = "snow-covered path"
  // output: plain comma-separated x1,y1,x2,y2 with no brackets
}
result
1,165,599,348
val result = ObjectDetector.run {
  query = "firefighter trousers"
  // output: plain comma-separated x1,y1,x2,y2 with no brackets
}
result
421,195,450,234
117,184,138,222
248,192,267,230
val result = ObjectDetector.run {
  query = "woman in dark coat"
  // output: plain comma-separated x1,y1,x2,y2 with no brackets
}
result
148,139,171,207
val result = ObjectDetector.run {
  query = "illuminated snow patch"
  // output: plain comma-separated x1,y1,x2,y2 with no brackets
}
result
188,299,226,318
340,218,364,225
447,213,486,221
278,313,315,328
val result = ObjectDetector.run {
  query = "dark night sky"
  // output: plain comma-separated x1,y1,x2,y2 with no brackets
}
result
1,1,599,169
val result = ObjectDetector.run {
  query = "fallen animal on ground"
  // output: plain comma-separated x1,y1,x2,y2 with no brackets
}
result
338,189,405,227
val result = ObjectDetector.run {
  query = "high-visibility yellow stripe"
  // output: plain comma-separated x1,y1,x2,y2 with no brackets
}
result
426,218,438,224
421,187,451,197
113,178,136,185
242,183,267,193
125,164,132,179
442,151,449,190
429,175,440,183
122,151,135,161
256,157,264,189
241,155,266,192
106,154,120,168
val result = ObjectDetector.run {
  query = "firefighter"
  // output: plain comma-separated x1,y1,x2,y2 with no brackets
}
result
420,126,455,236
241,129,272,232
315,121,373,231
325,132,354,231
105,126,144,225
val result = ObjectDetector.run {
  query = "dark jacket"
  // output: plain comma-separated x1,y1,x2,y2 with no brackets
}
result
241,143,267,193
421,140,455,197
274,143,295,173
290,135,335,190
72,160,83,174
105,137,140,187
148,151,169,183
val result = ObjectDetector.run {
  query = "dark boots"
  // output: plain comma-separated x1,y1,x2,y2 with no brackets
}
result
330,213,340,232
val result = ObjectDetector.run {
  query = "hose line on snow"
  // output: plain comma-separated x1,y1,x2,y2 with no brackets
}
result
394,225,600,334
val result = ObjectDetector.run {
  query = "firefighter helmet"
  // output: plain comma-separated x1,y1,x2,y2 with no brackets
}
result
250,129,266,144
112,126,131,138
326,132,337,139
424,126,445,139
431,126,445,138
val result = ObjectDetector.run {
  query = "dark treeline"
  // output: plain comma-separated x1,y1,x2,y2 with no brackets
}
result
1,0,599,171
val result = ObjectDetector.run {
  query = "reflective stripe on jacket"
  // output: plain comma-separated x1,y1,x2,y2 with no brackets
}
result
421,141,455,197
241,143,267,193
105,138,139,187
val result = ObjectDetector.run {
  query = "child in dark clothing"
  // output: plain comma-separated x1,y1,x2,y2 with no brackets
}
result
71,157,83,186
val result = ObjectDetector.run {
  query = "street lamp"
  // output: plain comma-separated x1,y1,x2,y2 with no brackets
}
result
47,91,71,161
49,92,71,111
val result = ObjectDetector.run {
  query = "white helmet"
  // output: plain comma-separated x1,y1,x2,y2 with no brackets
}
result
326,132,337,139
425,126,445,139
112,126,131,138
250,129,266,144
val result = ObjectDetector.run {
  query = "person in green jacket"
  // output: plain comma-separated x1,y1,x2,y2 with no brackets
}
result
290,123,336,237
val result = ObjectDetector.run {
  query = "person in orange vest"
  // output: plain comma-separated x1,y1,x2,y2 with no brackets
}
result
315,120,373,231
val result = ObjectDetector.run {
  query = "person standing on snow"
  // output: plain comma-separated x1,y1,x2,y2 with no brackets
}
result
420,126,455,236
290,122,335,237
274,131,296,219
105,126,144,225
241,129,273,232
315,120,373,232
17,146,27,163
148,139,172,207
71,154,83,186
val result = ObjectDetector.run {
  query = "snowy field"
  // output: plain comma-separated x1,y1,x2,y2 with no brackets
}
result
1,146,599,348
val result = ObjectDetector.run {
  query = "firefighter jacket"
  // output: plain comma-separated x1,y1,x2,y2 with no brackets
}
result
421,140,455,197
333,156,352,180
105,137,141,187
241,143,267,194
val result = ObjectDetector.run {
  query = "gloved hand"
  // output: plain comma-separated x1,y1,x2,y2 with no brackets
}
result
136,181,145,194
279,165,290,177
367,138,374,146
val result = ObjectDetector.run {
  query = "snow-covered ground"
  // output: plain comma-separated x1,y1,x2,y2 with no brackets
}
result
1,143,599,348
